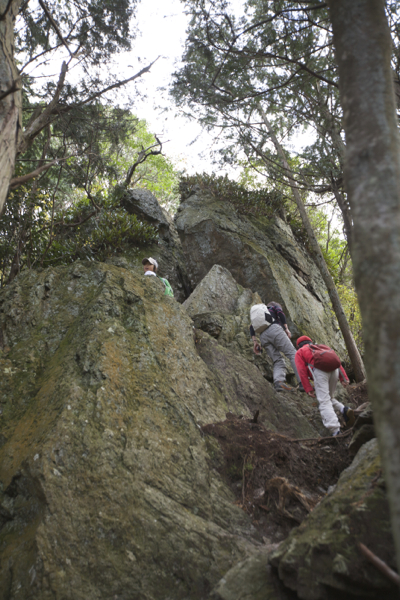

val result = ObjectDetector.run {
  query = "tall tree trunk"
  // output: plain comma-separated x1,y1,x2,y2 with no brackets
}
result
0,0,22,214
257,105,365,382
327,0,400,573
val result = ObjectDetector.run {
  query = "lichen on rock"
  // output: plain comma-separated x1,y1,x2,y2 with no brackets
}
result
0,262,261,599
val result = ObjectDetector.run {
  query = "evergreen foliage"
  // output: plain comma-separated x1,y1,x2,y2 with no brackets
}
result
0,112,177,286
172,0,400,243
179,172,285,218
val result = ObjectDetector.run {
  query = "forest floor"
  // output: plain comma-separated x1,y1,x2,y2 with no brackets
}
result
202,381,369,542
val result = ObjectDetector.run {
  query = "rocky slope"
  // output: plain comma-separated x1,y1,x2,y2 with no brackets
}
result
212,439,397,600
0,259,322,599
0,189,394,599
175,186,344,352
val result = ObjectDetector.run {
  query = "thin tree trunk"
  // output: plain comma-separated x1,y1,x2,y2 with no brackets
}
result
0,0,22,214
258,105,365,382
327,0,400,574
331,179,353,249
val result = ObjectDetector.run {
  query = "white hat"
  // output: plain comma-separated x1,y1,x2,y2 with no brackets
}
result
142,257,158,270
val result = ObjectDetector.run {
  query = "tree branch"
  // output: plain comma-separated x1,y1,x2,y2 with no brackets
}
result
18,58,160,159
358,543,400,587
38,0,73,56
9,160,58,189
18,61,68,155
71,57,160,110
124,135,163,187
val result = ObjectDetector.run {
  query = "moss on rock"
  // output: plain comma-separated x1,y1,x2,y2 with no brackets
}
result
0,262,261,599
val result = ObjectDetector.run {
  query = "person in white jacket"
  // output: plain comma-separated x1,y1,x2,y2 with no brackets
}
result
250,301,303,392
142,257,174,297
142,257,158,276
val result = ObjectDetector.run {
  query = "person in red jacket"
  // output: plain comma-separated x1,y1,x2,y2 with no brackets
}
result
295,336,354,436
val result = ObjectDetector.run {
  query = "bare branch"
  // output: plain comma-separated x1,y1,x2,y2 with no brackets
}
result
9,160,58,189
358,543,400,587
38,0,73,56
124,135,163,187
71,57,160,110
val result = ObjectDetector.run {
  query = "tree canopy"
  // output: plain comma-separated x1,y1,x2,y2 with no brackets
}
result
0,111,179,286
171,0,400,245
0,0,160,211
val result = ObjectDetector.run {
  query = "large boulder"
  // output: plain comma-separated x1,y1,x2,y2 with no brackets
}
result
183,264,334,437
209,551,295,600
175,188,344,353
116,188,192,302
195,329,318,439
0,262,261,600
183,264,263,361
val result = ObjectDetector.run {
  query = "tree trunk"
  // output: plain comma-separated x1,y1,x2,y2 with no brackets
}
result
0,0,22,215
258,105,365,382
331,179,353,250
327,0,400,573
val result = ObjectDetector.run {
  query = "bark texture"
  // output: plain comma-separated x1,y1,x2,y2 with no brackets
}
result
0,0,22,214
327,0,400,574
258,106,365,382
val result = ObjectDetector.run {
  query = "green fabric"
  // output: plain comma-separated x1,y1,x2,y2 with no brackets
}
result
158,276,174,297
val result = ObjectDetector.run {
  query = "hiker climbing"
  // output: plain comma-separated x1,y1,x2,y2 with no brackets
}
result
142,257,174,297
250,301,303,392
295,336,355,436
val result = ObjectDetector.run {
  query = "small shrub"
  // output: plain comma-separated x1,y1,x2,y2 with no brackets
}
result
43,207,158,266
179,173,286,218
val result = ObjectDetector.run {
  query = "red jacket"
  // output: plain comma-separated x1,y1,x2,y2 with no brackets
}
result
295,344,349,393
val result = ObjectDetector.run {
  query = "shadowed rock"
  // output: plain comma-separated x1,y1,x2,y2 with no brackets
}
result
116,188,192,302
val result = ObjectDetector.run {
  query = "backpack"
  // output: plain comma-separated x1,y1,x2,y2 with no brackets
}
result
309,344,341,372
250,303,274,334
158,276,174,298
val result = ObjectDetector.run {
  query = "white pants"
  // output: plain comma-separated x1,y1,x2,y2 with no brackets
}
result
312,368,344,434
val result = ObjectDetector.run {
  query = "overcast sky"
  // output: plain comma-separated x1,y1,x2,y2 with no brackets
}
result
25,0,309,178
120,0,223,174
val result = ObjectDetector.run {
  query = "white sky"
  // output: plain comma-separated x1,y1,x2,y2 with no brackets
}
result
118,0,225,174
23,0,312,178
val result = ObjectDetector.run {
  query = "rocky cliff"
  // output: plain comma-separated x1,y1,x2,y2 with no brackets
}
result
0,189,394,600
175,186,344,353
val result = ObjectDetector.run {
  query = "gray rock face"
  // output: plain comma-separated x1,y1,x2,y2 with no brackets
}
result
0,263,260,600
183,264,332,436
0,190,384,599
183,264,258,316
116,188,192,302
175,191,345,353
349,424,376,456
183,264,275,381
348,403,375,455
122,188,171,234
209,551,295,600
195,329,318,440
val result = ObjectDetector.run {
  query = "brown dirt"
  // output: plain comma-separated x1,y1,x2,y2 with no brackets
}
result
202,413,354,543
347,380,369,408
